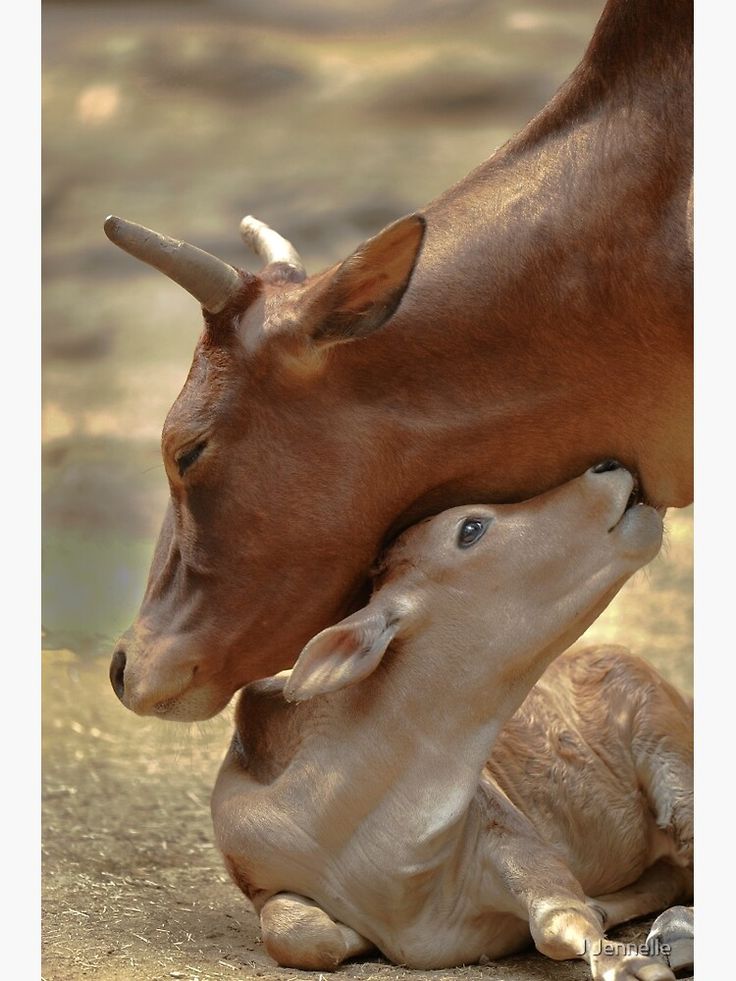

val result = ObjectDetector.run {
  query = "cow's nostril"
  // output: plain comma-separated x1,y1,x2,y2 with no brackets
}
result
592,459,622,473
110,649,127,701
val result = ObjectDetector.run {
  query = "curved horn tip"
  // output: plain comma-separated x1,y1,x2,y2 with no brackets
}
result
104,214,122,239
239,214,306,280
239,214,264,238
102,214,242,311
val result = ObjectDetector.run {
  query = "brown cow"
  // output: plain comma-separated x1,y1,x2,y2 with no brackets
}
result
106,0,692,721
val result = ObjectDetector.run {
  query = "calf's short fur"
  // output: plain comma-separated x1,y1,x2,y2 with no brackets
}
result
211,466,692,980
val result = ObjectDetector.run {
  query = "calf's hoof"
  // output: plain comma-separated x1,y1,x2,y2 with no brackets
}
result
645,905,694,973
591,943,676,981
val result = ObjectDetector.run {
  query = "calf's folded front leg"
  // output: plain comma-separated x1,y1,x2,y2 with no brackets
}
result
479,787,676,981
259,892,375,971
529,895,676,981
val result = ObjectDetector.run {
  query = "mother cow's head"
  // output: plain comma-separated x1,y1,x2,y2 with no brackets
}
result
103,0,692,723
106,188,690,722
107,212,432,720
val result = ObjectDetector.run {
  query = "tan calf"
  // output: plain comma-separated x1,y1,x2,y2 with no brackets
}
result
211,463,692,980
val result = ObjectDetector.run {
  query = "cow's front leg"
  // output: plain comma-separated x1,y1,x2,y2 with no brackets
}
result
259,891,374,971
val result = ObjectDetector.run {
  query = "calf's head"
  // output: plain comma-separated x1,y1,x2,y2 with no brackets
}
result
285,462,664,703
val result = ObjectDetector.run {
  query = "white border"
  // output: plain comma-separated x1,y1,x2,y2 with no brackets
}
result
3,0,41,973
694,0,734,972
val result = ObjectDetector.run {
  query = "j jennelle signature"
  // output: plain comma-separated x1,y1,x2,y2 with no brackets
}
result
580,939,672,958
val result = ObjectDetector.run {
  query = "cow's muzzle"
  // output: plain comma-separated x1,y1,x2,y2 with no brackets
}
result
110,647,127,701
108,636,218,719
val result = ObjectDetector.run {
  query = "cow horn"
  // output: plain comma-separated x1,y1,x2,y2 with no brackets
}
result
240,215,306,282
104,216,243,314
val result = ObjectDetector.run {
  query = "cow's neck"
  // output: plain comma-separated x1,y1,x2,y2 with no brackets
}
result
581,0,691,84
517,0,691,148
333,0,692,516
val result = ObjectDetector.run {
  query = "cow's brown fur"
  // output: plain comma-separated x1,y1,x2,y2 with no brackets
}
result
111,0,692,720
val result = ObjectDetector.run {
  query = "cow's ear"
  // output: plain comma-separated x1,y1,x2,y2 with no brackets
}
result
283,605,401,702
302,214,426,346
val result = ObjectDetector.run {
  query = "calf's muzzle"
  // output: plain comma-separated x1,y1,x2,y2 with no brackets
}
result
591,459,623,473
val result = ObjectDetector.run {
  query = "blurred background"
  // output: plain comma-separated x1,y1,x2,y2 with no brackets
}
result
42,2,692,979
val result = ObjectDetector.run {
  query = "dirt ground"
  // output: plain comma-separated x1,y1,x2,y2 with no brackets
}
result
42,1,693,978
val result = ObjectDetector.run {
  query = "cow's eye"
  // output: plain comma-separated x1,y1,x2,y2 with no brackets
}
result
457,517,489,548
176,441,206,477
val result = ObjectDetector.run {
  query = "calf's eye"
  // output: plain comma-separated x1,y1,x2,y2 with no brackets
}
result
457,517,489,548
176,441,206,477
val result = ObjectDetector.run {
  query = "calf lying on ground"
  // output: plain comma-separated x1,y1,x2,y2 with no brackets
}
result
212,463,693,980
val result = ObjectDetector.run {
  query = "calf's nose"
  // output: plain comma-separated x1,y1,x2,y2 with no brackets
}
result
591,459,622,473
110,648,127,701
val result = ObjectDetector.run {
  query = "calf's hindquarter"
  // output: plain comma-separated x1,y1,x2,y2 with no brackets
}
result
211,646,691,968
484,647,693,896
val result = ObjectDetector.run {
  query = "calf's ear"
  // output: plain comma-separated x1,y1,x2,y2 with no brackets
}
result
301,214,426,347
283,606,400,702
